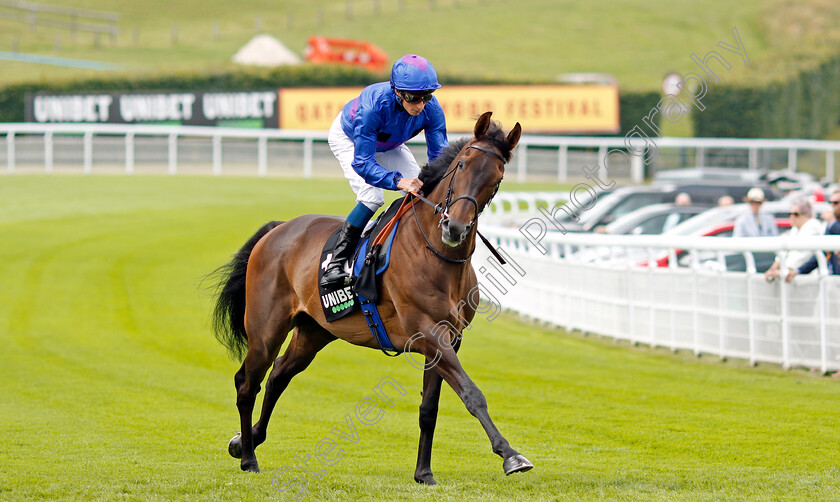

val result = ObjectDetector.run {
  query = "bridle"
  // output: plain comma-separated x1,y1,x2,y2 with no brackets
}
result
411,143,508,264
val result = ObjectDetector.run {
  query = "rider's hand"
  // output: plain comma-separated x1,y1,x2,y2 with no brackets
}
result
397,177,424,196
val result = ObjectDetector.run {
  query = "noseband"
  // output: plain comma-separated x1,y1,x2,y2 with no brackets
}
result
439,144,506,228
412,143,507,264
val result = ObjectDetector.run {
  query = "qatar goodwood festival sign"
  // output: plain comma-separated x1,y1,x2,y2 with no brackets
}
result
25,84,619,134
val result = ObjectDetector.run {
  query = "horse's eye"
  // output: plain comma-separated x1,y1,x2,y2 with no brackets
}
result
457,159,465,170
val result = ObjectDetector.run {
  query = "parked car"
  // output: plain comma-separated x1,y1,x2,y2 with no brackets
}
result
550,186,678,233
604,203,707,235
650,219,793,268
557,180,786,233
653,167,782,203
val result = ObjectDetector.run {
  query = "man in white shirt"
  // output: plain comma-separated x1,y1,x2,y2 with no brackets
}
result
733,187,778,237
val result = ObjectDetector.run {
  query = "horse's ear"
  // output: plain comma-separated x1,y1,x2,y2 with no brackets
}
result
507,122,522,150
474,111,493,138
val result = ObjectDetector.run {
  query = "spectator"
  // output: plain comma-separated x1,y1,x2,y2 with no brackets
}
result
821,207,835,228
765,198,822,281
717,195,735,207
786,190,840,282
675,192,692,206
733,188,778,237
661,193,693,232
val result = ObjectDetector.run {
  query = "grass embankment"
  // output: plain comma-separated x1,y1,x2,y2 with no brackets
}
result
2,0,838,90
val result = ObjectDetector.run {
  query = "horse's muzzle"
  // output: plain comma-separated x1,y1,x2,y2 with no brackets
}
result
440,218,471,247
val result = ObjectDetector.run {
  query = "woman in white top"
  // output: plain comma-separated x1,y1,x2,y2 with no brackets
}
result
765,198,824,281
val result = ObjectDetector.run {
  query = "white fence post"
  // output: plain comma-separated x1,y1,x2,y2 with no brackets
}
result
625,264,635,344
212,135,222,176
631,153,643,183
827,150,835,183
168,134,177,175
788,147,797,172
747,269,756,367
125,132,134,175
778,255,794,370
557,145,568,183
5,132,13,174
45,131,53,174
83,131,93,175
819,276,828,374
258,136,268,177
303,137,313,178
517,144,527,184
597,145,607,183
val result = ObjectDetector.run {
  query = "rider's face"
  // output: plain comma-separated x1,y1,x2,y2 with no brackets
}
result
395,90,428,116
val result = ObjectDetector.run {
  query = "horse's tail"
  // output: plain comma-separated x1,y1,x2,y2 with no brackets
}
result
210,221,283,361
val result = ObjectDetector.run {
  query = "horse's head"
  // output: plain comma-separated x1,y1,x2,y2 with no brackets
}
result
437,111,521,247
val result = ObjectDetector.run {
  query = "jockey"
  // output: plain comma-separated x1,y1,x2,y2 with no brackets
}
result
321,54,449,287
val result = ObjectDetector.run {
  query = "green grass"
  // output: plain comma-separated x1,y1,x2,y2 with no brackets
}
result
2,0,840,89
1,175,839,501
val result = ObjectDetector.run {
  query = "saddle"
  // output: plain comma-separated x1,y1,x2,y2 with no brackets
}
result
317,197,415,354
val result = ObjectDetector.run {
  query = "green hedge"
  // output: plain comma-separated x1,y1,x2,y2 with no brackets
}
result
693,54,840,138
0,65,660,136
618,91,661,137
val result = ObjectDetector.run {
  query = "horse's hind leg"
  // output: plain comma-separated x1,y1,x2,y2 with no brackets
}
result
251,315,336,448
234,310,293,472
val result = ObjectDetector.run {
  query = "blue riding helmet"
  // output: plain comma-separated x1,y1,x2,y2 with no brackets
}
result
389,54,442,92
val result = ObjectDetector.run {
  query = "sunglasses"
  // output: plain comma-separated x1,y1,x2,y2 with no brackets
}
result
830,200,840,205
748,200,763,205
400,91,433,104
789,212,801,216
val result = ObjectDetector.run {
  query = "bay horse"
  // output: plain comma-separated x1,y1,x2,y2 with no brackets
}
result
211,111,532,484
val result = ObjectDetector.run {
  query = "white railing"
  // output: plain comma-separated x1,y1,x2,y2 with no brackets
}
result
485,191,568,221
3,123,840,182
473,227,840,373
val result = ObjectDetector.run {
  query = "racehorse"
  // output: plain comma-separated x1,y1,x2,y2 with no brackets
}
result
211,111,532,484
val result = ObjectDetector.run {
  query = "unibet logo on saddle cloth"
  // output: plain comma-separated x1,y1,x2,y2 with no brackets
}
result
317,242,362,322
321,284,355,315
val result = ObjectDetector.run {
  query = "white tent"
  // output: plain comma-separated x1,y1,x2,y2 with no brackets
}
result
232,34,302,67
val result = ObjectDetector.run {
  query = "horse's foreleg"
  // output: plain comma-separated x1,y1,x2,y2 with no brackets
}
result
413,363,443,485
425,344,533,476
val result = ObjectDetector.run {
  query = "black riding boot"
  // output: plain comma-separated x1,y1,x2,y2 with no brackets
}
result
320,221,363,287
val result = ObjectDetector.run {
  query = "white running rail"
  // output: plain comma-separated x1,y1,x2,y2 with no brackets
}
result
3,123,840,182
473,226,840,373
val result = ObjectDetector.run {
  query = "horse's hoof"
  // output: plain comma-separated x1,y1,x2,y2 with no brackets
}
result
503,454,534,475
240,460,260,473
228,433,242,459
414,472,437,485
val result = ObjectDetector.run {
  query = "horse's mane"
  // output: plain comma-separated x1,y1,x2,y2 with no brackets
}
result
418,121,512,195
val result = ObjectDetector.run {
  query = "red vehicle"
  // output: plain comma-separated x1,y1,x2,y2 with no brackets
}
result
303,37,388,72
641,218,792,268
